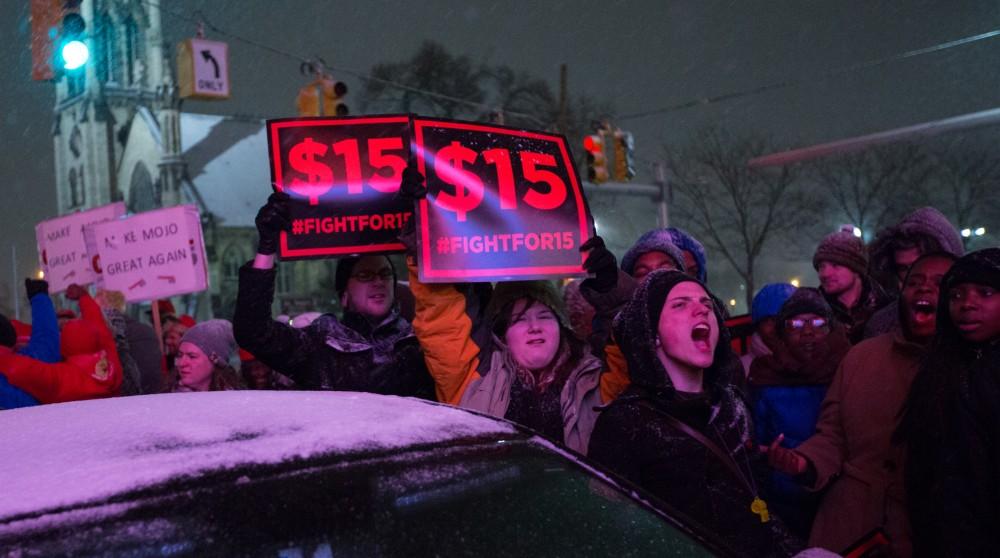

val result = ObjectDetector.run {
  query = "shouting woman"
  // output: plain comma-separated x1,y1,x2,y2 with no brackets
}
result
588,269,800,557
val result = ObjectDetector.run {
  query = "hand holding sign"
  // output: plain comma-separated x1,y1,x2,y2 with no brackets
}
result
255,192,292,255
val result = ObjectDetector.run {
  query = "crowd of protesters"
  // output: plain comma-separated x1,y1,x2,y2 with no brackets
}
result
1,167,997,556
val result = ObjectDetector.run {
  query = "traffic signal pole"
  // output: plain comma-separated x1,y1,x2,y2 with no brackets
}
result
582,179,670,228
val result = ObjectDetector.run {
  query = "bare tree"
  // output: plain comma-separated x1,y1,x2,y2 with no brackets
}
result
361,41,614,172
927,139,1000,233
809,142,932,236
361,41,486,118
666,128,816,308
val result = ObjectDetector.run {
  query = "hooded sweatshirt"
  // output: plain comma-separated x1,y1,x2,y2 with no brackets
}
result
864,207,964,339
588,270,801,557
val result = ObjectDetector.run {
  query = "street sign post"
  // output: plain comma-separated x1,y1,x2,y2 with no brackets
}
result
177,38,230,100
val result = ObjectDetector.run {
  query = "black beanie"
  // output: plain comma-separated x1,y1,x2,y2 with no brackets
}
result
0,314,15,348
777,287,833,333
334,255,395,297
941,248,1000,295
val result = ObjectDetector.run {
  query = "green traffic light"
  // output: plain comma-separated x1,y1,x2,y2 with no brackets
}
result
61,39,89,70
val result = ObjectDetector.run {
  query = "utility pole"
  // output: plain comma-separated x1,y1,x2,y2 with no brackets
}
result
655,162,669,228
557,64,568,136
10,244,19,320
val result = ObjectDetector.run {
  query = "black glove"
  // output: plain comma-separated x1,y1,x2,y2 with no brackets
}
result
580,236,618,294
396,163,426,257
255,192,292,255
397,162,427,201
25,278,48,301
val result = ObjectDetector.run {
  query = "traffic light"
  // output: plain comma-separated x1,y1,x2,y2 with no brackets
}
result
613,130,636,182
30,0,61,80
58,0,89,72
583,133,609,183
297,75,349,117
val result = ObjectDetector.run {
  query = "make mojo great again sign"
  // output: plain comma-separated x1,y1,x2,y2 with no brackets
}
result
266,115,413,259
35,202,127,293
85,205,208,302
412,117,592,283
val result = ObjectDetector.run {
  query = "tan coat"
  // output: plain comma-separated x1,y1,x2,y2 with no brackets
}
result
796,332,924,557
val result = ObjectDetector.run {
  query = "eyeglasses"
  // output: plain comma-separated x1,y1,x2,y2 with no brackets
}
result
351,269,393,283
785,318,829,333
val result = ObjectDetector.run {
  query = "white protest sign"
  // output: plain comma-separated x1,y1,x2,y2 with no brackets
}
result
35,202,127,293
86,205,209,302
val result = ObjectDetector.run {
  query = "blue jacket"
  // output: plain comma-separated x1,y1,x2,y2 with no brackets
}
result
0,294,60,409
752,383,828,536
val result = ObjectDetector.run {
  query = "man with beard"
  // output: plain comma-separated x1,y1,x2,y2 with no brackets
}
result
813,229,891,343
765,253,956,557
233,192,434,399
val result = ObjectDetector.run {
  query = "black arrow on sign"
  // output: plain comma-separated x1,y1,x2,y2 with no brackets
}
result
200,50,220,79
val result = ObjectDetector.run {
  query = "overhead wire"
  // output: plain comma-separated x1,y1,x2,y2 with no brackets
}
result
142,0,544,122
618,27,1000,121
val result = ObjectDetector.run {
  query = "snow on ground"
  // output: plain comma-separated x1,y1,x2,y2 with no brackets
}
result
0,391,516,522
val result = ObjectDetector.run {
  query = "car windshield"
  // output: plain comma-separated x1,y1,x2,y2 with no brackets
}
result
1,437,714,557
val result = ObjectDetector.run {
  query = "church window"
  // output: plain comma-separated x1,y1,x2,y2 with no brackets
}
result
222,246,245,280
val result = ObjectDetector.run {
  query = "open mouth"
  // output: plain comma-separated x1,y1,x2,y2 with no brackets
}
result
526,338,546,346
691,323,712,352
912,300,936,324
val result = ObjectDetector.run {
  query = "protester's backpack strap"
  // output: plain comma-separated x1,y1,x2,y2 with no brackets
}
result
635,400,745,483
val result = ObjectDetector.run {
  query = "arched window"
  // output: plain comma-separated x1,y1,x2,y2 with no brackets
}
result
222,246,245,280
123,16,145,86
128,162,156,213
68,168,79,207
96,12,120,84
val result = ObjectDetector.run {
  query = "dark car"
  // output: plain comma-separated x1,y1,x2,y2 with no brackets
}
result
0,391,736,557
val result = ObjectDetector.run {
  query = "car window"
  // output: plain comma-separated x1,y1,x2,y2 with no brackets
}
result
1,438,716,557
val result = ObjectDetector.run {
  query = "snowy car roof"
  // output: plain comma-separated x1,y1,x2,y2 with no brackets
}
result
0,392,518,523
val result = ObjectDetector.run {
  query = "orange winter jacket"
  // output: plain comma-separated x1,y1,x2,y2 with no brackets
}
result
0,294,122,404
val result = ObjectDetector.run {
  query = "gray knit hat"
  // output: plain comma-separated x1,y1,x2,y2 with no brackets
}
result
620,229,687,277
180,319,237,365
813,230,867,276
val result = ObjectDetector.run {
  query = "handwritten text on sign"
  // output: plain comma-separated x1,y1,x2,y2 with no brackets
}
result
35,202,126,293
86,205,208,302
266,115,413,259
413,118,592,283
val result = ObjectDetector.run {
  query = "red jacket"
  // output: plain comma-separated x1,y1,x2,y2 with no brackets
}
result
0,294,122,404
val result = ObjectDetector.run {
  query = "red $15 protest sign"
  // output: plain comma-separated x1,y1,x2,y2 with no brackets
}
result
267,115,414,258
413,117,592,283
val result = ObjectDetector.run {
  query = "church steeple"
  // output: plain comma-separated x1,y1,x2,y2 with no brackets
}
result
52,0,177,215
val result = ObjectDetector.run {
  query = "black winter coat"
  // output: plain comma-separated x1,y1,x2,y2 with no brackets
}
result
233,263,434,399
588,270,801,558
939,343,1000,556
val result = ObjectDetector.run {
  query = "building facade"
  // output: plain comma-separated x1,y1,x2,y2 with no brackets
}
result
50,0,334,320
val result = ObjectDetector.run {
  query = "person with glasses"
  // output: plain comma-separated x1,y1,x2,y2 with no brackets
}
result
764,253,957,557
232,192,435,399
748,288,850,539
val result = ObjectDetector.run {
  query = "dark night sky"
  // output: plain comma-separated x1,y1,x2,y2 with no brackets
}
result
2,0,999,312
